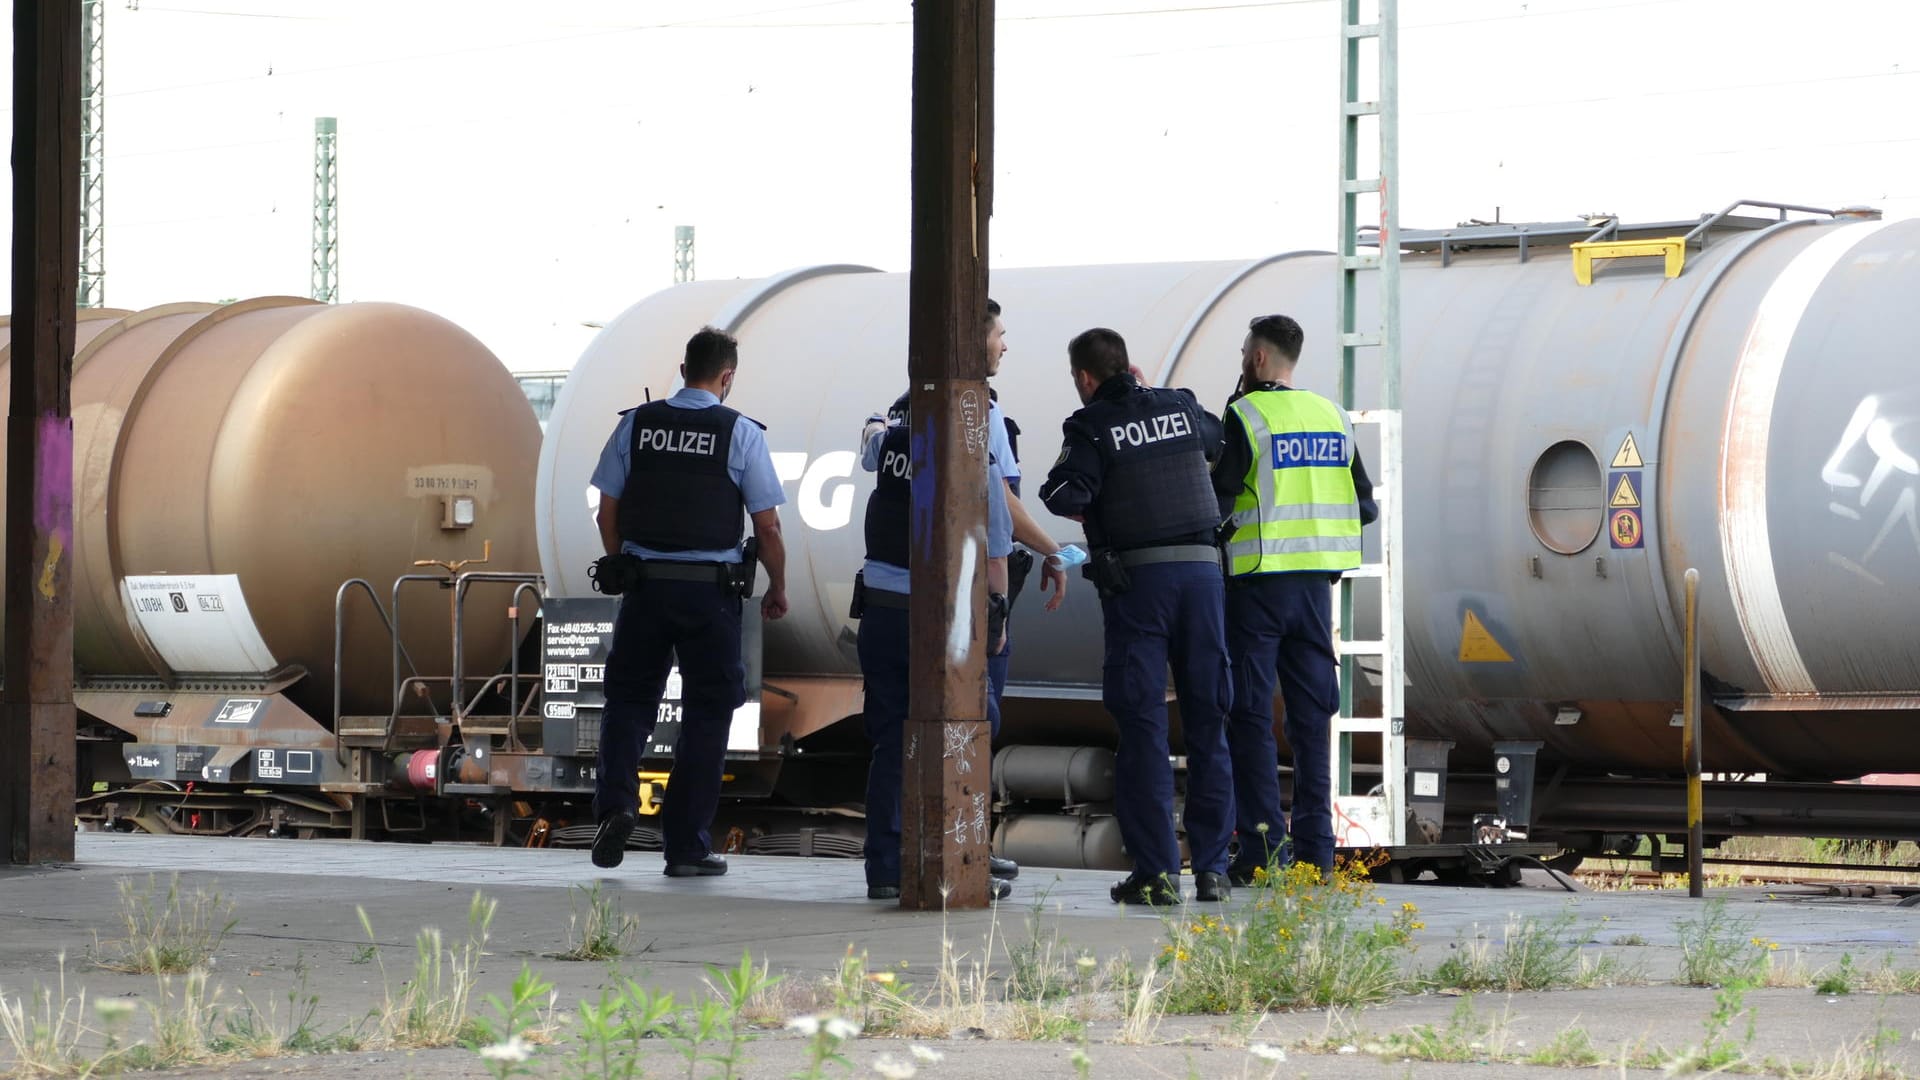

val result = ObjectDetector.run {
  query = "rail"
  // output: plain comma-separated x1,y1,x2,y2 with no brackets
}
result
389,574,454,718
1682,199,1840,250
332,578,422,765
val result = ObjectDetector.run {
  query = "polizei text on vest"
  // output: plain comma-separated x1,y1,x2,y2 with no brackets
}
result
637,428,720,456
1109,411,1194,448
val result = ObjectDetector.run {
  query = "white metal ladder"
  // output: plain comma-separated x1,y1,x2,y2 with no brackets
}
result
1329,0,1406,851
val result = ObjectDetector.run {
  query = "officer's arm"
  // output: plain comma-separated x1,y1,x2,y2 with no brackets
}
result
751,508,788,618
1351,446,1381,527
1038,421,1102,523
1195,401,1227,464
596,493,622,557
859,413,888,471
1212,409,1252,519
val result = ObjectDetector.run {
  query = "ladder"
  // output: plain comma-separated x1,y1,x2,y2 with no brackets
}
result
1329,0,1406,851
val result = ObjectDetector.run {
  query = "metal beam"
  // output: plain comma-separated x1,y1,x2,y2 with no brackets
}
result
674,225,695,284
902,0,993,910
310,117,338,303
6,0,82,865
77,0,104,308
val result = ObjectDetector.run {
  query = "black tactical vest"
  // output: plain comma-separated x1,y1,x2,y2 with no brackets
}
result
616,400,745,553
1075,384,1221,552
863,422,912,568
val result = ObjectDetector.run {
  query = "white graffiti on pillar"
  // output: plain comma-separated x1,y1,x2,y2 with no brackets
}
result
1821,393,1920,581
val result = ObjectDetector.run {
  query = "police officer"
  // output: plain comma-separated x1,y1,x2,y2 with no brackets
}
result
1212,315,1377,883
587,326,789,875
1039,328,1236,905
853,385,1015,901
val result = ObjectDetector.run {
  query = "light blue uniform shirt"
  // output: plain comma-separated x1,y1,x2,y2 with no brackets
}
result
591,387,786,564
989,399,1019,484
858,415,1012,595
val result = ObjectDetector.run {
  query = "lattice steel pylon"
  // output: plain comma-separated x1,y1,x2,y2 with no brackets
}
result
78,0,106,308
1329,0,1406,850
674,225,695,283
310,117,339,303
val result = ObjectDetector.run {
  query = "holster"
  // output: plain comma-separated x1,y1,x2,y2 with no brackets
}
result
1005,547,1035,613
848,570,868,620
987,591,1009,653
732,537,761,599
1085,548,1132,598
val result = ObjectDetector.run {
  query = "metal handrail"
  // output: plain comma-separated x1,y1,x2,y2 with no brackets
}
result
390,574,453,718
450,572,544,726
332,578,422,765
455,580,547,751
1682,199,1837,249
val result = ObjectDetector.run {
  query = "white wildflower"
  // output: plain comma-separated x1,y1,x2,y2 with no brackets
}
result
1337,1045,1359,1055
873,1054,918,1079
93,999,136,1022
910,1044,945,1064
826,1016,863,1041
1076,955,1098,971
478,1035,532,1063
1250,1043,1285,1063
787,1015,822,1037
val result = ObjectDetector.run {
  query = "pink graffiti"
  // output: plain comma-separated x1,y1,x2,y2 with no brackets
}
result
35,413,72,541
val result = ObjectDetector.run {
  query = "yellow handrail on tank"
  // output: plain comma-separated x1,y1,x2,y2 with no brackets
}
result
1569,236,1687,285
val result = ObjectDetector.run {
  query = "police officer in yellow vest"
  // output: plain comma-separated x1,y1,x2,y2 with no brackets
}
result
1212,315,1377,882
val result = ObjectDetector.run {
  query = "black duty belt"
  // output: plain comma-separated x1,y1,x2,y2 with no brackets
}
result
640,559,732,585
863,586,910,610
1118,544,1221,568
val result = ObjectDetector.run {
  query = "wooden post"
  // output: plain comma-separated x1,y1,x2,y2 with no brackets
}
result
4,0,82,865
902,0,993,910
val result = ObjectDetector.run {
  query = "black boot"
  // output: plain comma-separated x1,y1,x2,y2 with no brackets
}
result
1109,871,1180,906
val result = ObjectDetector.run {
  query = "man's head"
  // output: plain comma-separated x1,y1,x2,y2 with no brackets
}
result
1067,327,1130,405
681,326,740,400
985,298,1007,378
1242,314,1304,385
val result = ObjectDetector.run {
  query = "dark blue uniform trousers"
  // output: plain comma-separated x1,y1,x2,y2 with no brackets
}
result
594,576,744,866
1226,571,1338,876
857,598,1003,890
1098,560,1234,879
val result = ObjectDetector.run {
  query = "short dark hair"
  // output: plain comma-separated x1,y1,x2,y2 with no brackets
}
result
1247,315,1303,362
1067,327,1130,381
985,297,1001,323
683,326,739,383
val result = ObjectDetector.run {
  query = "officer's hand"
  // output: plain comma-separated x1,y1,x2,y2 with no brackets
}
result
1040,559,1068,611
762,587,789,621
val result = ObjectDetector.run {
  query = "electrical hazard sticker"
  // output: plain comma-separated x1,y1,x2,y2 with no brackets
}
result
1609,471,1641,509
1611,432,1644,469
1458,610,1515,663
1609,508,1644,549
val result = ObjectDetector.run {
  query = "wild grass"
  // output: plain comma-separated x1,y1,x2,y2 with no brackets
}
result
88,874,237,975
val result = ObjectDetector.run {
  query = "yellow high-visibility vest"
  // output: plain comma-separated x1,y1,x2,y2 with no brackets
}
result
1225,389,1363,576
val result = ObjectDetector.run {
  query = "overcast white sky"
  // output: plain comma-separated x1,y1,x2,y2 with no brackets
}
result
2,0,1915,373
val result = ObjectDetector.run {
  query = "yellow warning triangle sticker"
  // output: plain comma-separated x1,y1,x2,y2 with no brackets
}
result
1459,610,1515,663
1611,432,1644,469
1609,473,1641,508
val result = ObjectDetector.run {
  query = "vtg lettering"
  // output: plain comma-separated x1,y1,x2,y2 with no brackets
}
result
1109,411,1193,449
636,428,717,455
1271,431,1348,468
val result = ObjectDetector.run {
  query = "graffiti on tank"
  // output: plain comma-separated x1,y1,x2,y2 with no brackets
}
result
1821,393,1920,584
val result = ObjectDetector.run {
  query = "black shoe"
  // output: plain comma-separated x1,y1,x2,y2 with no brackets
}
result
1227,864,1259,888
591,810,635,869
1110,871,1180,906
989,876,1012,901
868,880,1007,901
1195,872,1231,902
989,854,1020,879
868,883,900,900
664,852,728,877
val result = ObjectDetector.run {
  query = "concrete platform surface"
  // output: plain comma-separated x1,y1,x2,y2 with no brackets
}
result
0,833,1914,1078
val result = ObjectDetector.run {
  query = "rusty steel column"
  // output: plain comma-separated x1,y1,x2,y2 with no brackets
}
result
901,0,994,911
5,0,82,865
